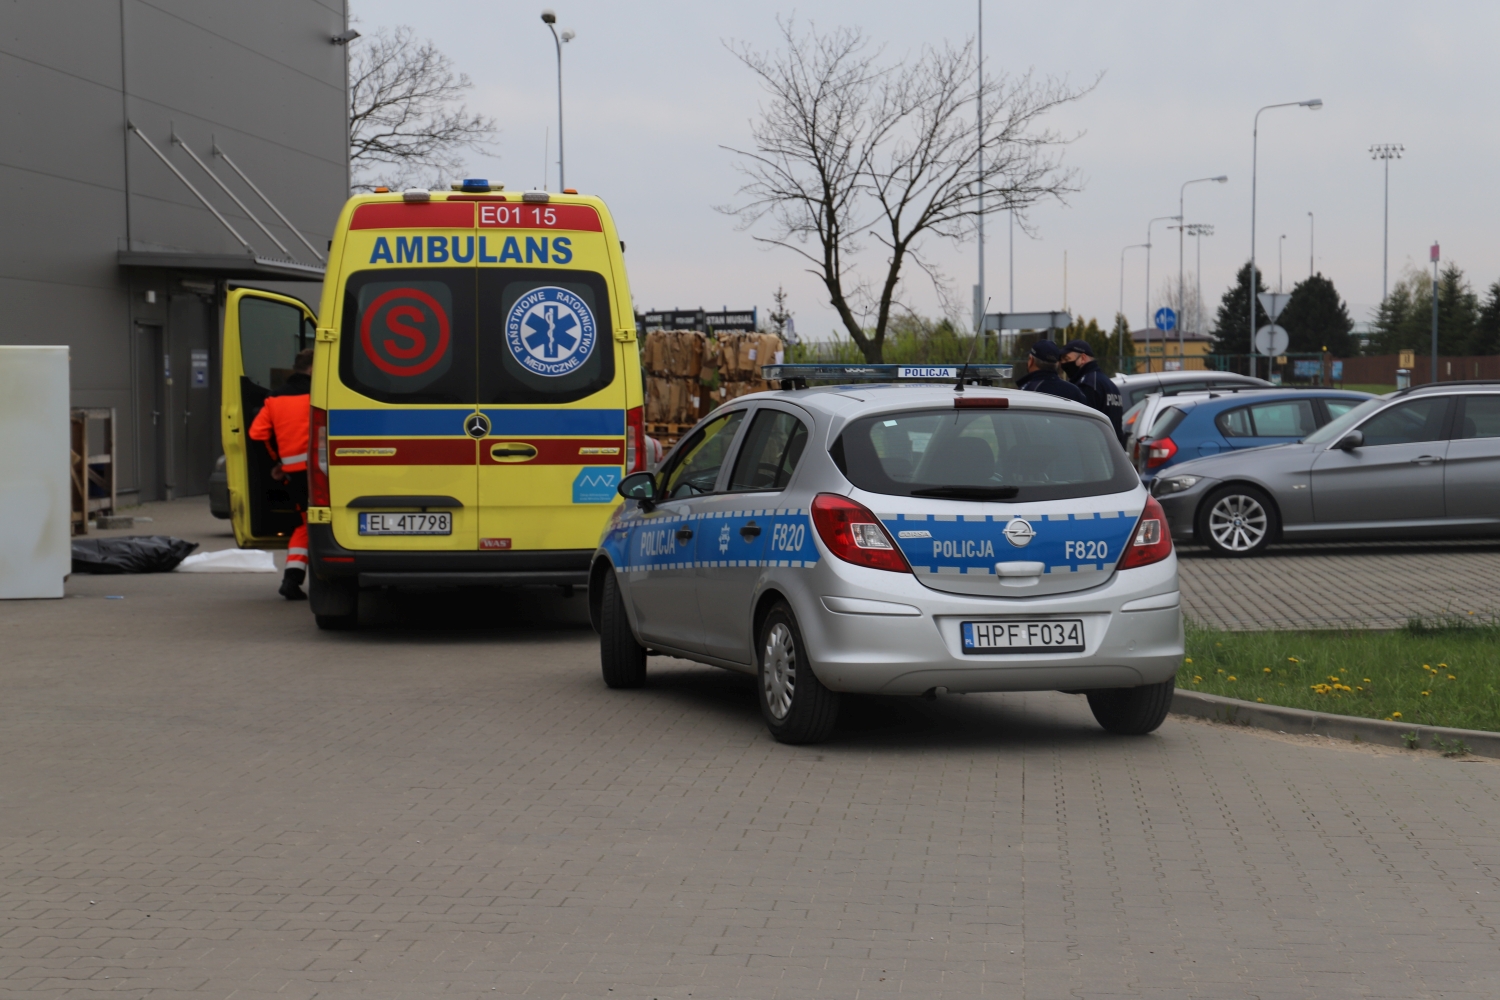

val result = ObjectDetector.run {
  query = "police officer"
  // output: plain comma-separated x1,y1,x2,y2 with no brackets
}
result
249,349,313,600
1015,339,1088,404
1060,339,1124,439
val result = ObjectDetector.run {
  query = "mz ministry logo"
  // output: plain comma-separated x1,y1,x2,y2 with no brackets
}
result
506,286,596,377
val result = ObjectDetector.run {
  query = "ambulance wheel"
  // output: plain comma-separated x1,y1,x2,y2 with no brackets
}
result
1086,678,1175,735
757,602,839,745
599,570,647,689
309,572,358,631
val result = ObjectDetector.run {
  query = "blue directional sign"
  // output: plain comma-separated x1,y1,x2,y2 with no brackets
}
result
1153,307,1177,332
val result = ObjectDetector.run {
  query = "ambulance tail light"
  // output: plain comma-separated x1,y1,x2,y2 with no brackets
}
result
625,405,645,473
1117,496,1173,570
309,405,330,507
811,493,910,573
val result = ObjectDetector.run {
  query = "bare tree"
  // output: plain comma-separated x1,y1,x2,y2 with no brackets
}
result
349,26,496,191
722,19,1094,362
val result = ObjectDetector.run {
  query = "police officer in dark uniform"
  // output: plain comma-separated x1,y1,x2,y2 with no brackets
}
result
1015,339,1088,404
1060,339,1124,440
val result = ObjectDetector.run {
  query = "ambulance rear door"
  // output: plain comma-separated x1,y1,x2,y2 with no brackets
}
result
221,287,317,548
325,200,481,551
474,203,627,552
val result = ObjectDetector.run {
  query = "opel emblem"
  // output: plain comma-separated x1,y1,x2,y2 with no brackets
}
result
1003,518,1035,547
463,412,492,439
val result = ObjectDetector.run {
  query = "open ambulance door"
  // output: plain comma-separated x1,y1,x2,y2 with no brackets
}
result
221,287,318,548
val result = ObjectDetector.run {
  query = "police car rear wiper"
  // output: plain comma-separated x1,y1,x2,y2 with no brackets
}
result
909,485,1020,501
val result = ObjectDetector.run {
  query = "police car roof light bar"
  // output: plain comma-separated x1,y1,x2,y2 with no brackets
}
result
761,364,1014,391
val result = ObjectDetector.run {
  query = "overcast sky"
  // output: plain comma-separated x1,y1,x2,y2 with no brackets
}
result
351,1,1500,342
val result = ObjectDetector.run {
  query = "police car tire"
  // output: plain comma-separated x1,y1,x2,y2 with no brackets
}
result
599,570,647,689
1196,484,1278,558
757,602,839,745
1086,678,1175,735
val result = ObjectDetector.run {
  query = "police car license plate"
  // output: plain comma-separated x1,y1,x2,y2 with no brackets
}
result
961,619,1085,654
358,512,452,535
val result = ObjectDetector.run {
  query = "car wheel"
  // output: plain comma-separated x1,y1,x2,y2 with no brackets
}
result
309,572,358,630
599,570,647,689
757,602,839,745
1197,484,1278,557
1086,678,1175,735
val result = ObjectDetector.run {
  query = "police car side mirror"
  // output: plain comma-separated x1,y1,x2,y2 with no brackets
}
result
1335,430,1363,451
619,472,658,506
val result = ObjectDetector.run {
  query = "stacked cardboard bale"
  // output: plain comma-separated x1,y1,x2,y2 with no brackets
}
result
706,332,784,403
642,330,706,425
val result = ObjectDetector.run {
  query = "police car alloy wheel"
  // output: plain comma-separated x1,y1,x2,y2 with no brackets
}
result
1198,484,1278,557
599,571,647,689
757,602,839,745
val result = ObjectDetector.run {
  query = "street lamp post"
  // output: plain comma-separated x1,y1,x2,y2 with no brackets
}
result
1251,98,1322,379
540,10,574,190
1369,144,1403,303
1120,243,1148,374
1146,215,1179,373
1307,211,1314,279
1279,233,1286,292
1185,224,1214,337
1179,175,1227,368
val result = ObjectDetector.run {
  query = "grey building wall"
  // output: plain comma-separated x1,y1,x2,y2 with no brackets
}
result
0,0,348,501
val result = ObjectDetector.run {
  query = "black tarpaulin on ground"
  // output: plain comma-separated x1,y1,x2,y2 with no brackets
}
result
71,536,199,574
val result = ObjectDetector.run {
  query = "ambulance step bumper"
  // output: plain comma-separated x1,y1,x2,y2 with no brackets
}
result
358,570,589,588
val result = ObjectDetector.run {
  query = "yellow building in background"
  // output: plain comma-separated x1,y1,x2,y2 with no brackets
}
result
1130,329,1215,372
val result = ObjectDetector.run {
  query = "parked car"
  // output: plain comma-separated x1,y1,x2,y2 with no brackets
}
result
1135,389,1375,482
1151,382,1500,556
1116,370,1271,448
594,381,1183,744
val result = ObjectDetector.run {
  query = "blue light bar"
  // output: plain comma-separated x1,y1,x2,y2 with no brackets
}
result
761,363,1013,385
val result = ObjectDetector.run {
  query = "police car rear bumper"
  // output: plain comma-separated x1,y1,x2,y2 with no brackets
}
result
306,525,592,588
781,552,1183,696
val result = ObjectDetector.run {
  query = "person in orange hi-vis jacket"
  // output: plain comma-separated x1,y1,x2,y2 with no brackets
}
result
249,348,313,600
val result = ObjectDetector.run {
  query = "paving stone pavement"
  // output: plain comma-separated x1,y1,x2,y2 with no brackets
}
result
4,528,1500,998
1179,538,1500,630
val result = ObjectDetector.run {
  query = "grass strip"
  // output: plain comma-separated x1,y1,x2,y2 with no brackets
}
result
1181,616,1500,732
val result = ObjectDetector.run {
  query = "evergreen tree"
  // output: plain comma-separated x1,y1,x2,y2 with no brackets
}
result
1278,273,1355,355
1060,316,1110,360
1473,280,1500,356
1108,313,1136,370
1210,262,1270,354
1370,263,1480,355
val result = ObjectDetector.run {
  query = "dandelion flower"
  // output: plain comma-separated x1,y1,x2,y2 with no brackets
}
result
1184,657,1193,664
1263,667,1272,674
1216,642,1223,647
1363,678,1371,683
1449,675,1456,680
1421,691,1430,697
1356,686,1363,692
1424,664,1430,669
1288,657,1300,663
1227,676,1237,682
1256,698,1265,703
1439,663,1447,668
1392,712,1402,719
1217,669,1225,674
1193,676,1202,684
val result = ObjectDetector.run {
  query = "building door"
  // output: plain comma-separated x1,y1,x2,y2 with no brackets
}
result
169,293,216,496
134,323,167,501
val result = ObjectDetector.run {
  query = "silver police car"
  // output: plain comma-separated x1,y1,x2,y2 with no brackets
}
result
588,376,1183,744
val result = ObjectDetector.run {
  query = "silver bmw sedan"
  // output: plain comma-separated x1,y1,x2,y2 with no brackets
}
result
589,381,1184,744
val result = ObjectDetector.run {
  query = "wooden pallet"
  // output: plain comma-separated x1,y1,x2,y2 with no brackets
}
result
70,408,116,536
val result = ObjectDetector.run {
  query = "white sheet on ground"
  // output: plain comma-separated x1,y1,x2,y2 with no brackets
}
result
175,548,278,573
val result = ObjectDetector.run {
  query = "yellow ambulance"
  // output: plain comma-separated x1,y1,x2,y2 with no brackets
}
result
220,182,645,628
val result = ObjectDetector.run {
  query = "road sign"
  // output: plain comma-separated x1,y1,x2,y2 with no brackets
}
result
1153,307,1177,332
1257,292,1291,321
1254,324,1289,356
982,311,1072,332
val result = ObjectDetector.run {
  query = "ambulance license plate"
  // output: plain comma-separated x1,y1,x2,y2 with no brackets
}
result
961,619,1085,654
358,512,452,535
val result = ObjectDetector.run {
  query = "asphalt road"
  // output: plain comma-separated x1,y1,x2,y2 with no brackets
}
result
2,501,1500,997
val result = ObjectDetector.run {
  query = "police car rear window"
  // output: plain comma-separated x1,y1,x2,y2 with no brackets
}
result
338,267,615,405
832,408,1138,502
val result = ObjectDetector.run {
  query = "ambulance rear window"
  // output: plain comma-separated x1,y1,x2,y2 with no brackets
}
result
477,268,614,405
339,269,477,405
832,407,1137,502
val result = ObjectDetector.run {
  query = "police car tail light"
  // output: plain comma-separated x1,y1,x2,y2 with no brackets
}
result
1145,437,1178,468
811,494,910,573
309,406,330,507
1117,496,1173,570
625,405,645,473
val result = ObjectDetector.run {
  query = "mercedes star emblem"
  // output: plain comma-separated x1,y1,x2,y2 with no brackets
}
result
463,412,492,439
1003,518,1035,547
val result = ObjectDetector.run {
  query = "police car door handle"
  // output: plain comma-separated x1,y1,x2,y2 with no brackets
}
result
1411,455,1443,465
740,521,761,539
675,527,694,542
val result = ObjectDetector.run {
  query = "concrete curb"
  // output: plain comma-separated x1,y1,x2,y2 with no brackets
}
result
1171,689,1500,758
